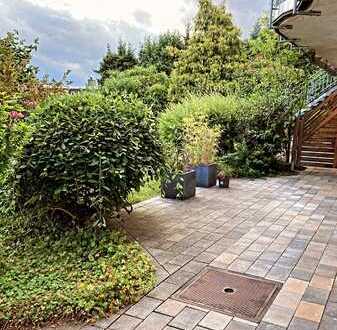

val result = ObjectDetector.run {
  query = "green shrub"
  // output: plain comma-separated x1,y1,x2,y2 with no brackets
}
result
13,92,163,224
102,66,169,115
159,94,250,155
159,93,293,177
0,215,155,328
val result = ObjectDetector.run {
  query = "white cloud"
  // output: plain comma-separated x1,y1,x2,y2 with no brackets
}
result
25,0,197,33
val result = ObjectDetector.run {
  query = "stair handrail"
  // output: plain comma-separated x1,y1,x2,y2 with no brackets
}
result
306,70,337,104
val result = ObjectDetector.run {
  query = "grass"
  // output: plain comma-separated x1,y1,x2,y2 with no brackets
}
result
0,214,156,329
128,180,160,204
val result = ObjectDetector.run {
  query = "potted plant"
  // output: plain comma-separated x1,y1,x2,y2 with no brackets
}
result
161,142,196,200
183,116,221,188
217,163,234,189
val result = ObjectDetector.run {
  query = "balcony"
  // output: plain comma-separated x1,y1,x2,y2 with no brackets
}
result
271,0,337,73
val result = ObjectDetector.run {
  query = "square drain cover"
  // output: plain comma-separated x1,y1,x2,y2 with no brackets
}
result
173,268,282,323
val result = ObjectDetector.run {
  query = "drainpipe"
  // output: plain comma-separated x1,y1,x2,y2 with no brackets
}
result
269,0,274,28
293,0,298,14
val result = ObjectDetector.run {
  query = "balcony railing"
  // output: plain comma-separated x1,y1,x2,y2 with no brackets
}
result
270,0,299,25
307,70,337,104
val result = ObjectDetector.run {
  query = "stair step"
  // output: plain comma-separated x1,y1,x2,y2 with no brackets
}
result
301,161,334,168
302,147,335,153
301,156,334,162
301,151,335,158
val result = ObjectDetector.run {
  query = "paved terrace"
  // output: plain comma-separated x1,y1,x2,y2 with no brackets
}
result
88,168,337,330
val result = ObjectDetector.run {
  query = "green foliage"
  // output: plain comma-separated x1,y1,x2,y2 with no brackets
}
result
183,115,220,166
13,92,163,225
0,31,38,96
96,41,138,84
139,32,185,74
0,215,155,328
0,32,66,189
103,66,169,115
169,0,241,101
159,94,250,155
128,180,160,204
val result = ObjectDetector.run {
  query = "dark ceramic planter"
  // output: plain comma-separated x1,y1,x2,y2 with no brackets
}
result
162,170,196,200
218,176,230,188
195,164,217,188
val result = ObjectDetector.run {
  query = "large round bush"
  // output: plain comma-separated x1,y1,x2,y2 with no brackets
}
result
14,92,163,223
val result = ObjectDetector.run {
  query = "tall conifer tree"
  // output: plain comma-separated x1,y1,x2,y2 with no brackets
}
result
169,0,241,100
96,40,137,84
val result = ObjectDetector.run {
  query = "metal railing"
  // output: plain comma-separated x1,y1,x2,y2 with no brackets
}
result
270,0,299,25
307,70,337,103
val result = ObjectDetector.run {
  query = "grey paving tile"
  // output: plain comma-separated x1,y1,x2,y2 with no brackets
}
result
288,317,319,330
135,312,172,330
169,307,207,330
108,315,142,330
148,282,180,300
225,320,257,330
198,311,232,329
166,269,196,286
126,297,162,319
302,287,330,305
324,302,337,318
256,323,286,330
319,315,337,330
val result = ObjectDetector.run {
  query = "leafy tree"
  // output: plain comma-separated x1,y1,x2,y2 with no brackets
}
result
103,66,169,115
169,0,242,101
0,31,66,186
139,32,184,74
224,20,316,170
96,41,138,84
0,31,38,98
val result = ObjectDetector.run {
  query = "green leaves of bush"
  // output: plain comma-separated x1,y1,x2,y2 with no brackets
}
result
102,66,169,115
0,215,156,328
13,92,163,224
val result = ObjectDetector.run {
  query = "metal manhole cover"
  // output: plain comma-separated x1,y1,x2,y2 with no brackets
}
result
173,268,282,323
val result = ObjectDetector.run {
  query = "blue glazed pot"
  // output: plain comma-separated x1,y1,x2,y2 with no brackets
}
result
195,164,217,188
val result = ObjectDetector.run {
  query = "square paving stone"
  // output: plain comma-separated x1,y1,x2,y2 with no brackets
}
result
182,261,207,274
169,307,207,330
166,270,195,286
302,287,330,305
283,278,308,295
194,252,218,264
257,322,286,330
319,315,337,330
287,317,318,330
108,315,142,330
156,299,186,317
198,311,232,330
262,305,294,328
126,297,162,319
136,312,172,330
225,320,257,330
324,302,337,318
295,301,324,323
310,275,334,291
148,282,180,300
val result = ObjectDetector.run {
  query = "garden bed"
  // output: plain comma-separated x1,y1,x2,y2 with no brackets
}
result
0,215,156,329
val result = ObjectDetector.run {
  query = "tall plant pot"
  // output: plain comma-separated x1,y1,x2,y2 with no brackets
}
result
162,171,196,200
195,164,217,188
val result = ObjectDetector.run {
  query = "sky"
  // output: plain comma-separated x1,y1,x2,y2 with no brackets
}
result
0,0,269,86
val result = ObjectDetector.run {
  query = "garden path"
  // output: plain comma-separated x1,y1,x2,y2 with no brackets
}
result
63,168,337,330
